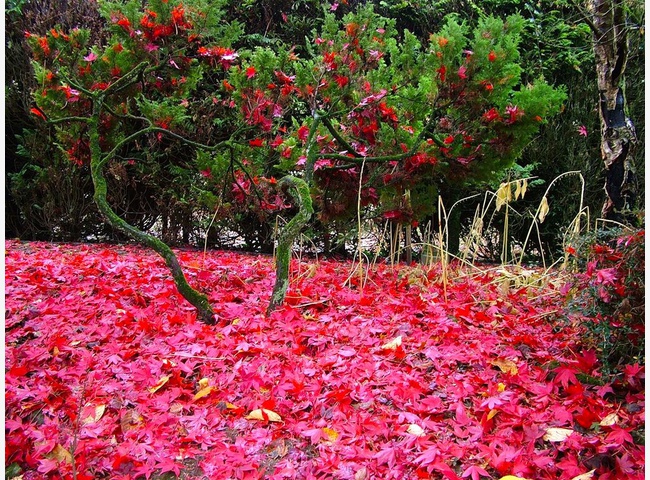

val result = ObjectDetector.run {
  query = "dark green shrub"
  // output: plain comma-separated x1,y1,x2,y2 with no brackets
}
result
9,129,100,240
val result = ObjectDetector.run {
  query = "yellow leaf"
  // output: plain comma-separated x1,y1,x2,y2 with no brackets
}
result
521,179,528,198
381,335,402,350
487,409,499,421
543,427,574,442
406,424,426,437
499,476,532,480
538,196,549,223
149,375,170,394
51,444,73,464
495,183,512,211
198,378,210,389
225,402,239,410
569,470,596,480
491,358,519,375
497,382,506,392
322,427,339,442
245,408,282,422
514,180,522,200
599,413,619,427
94,404,106,422
193,386,213,401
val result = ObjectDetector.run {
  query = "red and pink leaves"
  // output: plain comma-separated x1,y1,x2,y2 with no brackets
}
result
5,241,645,479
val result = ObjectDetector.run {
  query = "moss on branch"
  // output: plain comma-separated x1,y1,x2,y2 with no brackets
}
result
88,97,215,325
266,175,314,315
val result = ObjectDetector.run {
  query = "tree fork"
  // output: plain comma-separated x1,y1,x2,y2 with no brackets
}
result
266,175,314,315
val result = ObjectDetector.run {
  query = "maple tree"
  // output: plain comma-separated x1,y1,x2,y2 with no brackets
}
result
5,240,645,478
26,1,565,316
25,0,242,322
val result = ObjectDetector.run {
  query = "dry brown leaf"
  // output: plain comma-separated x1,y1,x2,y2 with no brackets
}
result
51,444,73,464
193,386,214,401
543,427,574,442
538,196,549,223
599,413,619,427
354,467,368,480
82,404,106,425
406,424,426,437
198,377,210,389
381,335,402,350
322,427,339,442
120,409,143,433
245,408,282,422
496,183,512,211
514,180,523,200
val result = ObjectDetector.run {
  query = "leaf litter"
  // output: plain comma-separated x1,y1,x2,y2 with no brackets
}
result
4,241,644,479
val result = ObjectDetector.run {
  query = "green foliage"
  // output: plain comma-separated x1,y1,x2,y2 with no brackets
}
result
22,0,565,256
567,229,645,377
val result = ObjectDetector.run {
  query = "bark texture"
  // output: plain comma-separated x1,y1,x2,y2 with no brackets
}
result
591,0,637,222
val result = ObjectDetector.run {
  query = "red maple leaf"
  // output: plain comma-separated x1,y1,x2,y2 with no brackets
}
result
606,426,634,446
462,465,490,480
553,365,579,389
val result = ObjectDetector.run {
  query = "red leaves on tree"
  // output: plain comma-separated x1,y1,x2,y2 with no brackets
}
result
5,241,644,479
30,107,47,121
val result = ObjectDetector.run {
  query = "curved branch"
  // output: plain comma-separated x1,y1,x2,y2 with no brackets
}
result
321,116,363,158
104,61,149,95
266,175,314,315
48,116,91,124
88,103,215,324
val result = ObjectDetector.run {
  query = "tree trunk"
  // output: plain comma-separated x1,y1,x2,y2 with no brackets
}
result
86,67,215,324
590,0,637,223
266,175,313,315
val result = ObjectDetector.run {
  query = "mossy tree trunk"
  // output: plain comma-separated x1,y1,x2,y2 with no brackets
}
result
265,112,320,315
84,64,215,324
266,175,314,315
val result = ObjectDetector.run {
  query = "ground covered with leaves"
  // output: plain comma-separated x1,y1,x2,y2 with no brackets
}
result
5,241,645,479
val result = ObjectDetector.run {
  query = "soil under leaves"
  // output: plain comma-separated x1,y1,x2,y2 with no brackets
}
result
4,241,645,479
